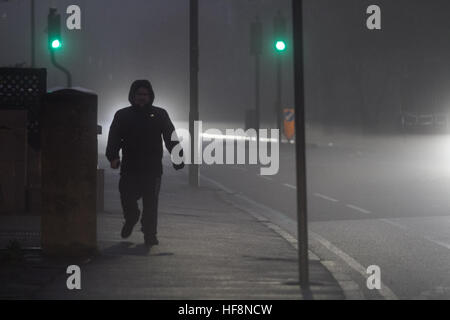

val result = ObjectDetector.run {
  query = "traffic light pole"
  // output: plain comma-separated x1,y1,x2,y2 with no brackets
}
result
189,0,199,187
50,50,72,88
255,53,260,140
276,56,282,138
292,0,309,288
31,0,35,67
251,17,262,145
273,11,286,139
48,8,71,87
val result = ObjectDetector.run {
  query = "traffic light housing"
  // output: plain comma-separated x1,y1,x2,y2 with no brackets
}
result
273,12,287,53
48,8,62,50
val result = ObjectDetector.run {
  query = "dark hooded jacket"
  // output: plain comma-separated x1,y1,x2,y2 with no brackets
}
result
106,80,182,176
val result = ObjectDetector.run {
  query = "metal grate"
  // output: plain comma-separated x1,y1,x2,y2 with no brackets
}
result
0,68,46,110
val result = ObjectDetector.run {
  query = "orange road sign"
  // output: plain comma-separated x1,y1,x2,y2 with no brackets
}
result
283,108,295,140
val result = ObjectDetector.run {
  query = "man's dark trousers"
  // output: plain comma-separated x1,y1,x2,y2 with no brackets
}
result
119,173,161,237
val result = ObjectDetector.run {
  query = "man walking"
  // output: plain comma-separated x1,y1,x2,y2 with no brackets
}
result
106,79,184,248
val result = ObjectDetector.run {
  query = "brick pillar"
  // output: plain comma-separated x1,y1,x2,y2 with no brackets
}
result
41,88,97,256
0,110,27,214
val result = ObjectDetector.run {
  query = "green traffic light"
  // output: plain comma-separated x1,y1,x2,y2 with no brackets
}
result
275,40,286,52
51,39,61,49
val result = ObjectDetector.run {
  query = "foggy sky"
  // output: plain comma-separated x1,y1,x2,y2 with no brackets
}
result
2,0,450,131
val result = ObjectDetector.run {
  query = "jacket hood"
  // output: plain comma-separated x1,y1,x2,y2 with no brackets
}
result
128,79,155,106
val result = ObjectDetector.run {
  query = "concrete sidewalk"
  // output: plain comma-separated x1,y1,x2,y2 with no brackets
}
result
0,157,344,300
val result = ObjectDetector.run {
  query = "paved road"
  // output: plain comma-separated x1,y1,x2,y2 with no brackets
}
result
198,132,450,299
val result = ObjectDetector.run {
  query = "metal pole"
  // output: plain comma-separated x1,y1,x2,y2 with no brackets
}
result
31,0,35,67
292,0,309,287
251,16,262,145
276,56,282,136
189,0,199,187
50,50,72,87
255,50,260,141
274,11,285,137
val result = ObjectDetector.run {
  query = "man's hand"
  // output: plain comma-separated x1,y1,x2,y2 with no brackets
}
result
173,162,185,171
110,159,121,169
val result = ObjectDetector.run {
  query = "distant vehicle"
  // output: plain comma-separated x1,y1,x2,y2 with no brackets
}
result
400,111,449,132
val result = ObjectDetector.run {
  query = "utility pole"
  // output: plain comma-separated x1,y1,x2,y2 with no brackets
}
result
292,0,309,287
250,16,262,142
189,0,199,187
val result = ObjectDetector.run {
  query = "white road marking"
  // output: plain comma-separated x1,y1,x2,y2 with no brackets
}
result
310,231,398,300
423,237,450,250
381,219,450,251
259,175,273,181
199,173,395,300
346,204,371,214
314,193,339,202
380,219,408,230
283,183,297,190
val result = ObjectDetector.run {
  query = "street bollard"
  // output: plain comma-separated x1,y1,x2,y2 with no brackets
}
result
41,88,97,257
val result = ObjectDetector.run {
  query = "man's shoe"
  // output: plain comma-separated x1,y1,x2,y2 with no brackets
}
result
144,235,159,247
121,222,136,239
